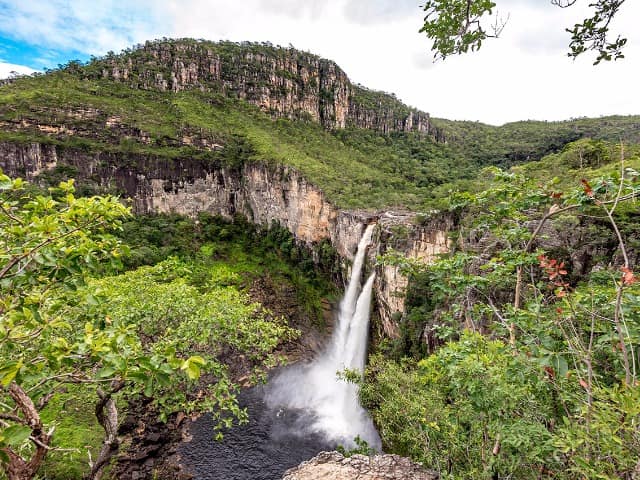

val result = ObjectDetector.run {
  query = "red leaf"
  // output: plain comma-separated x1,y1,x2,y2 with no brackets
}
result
579,379,589,390
544,366,555,378
622,267,637,285
581,179,594,198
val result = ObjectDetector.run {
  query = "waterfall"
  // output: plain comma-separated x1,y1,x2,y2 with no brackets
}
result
265,223,381,450
328,223,375,370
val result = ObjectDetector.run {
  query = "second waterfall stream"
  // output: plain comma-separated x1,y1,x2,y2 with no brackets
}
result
266,223,381,449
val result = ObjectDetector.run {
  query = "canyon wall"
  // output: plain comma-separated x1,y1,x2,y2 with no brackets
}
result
0,141,450,336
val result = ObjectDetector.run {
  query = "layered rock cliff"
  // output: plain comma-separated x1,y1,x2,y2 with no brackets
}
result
87,39,443,139
0,141,450,336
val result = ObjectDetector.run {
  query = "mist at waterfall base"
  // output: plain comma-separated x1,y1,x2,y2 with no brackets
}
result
180,224,379,479
264,273,380,450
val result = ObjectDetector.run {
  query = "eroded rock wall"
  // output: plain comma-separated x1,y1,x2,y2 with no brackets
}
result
371,213,453,337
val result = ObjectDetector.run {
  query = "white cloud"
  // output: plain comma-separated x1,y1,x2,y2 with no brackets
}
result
342,0,420,25
0,0,638,124
0,61,36,79
0,0,168,58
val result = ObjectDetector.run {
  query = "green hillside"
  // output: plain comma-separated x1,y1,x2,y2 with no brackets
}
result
434,116,640,168
0,39,639,211
0,71,462,209
3,39,640,480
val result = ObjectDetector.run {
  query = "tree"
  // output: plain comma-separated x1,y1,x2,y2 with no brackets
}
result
420,0,628,64
0,174,297,479
361,333,557,478
0,174,130,480
373,143,640,478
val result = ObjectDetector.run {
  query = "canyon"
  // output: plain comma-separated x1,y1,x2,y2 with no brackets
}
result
0,140,451,336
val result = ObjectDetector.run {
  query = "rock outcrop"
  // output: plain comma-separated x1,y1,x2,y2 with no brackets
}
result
0,141,450,336
373,213,453,336
282,451,439,480
90,39,444,139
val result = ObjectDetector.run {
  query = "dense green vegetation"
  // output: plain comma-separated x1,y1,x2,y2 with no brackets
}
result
2,40,640,480
364,150,640,479
118,213,338,325
433,116,640,169
0,71,453,209
0,175,336,480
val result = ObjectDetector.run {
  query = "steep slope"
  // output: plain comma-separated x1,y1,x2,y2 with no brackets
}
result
82,39,443,137
0,44,462,210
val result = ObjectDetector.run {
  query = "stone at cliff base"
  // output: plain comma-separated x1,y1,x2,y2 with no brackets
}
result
282,451,439,480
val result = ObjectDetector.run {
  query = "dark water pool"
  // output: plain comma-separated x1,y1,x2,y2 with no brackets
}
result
179,386,335,480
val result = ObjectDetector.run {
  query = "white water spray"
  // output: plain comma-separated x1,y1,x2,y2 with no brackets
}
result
266,224,381,449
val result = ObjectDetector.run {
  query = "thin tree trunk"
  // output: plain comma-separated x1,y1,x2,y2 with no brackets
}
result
2,383,50,480
87,387,121,480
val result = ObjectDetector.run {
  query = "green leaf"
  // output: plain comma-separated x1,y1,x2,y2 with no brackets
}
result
187,355,206,366
2,425,32,446
552,355,569,378
0,175,12,190
181,356,205,380
85,293,100,306
144,378,153,397
96,366,117,379
0,360,23,387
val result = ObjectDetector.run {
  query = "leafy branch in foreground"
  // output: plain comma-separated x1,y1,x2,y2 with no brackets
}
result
0,173,130,480
0,174,297,480
420,0,628,64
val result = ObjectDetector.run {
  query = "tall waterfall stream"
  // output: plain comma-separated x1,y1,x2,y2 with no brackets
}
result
180,224,380,479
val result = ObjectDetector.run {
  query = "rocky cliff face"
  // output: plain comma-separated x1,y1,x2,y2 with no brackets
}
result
0,141,450,336
89,39,443,139
372,213,453,336
282,451,439,480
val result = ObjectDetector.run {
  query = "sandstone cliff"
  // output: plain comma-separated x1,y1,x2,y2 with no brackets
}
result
87,39,443,139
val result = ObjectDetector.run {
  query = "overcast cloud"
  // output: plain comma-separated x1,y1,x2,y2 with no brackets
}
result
0,0,638,125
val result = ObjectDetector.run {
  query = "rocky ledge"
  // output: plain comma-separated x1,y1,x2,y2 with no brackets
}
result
282,451,439,480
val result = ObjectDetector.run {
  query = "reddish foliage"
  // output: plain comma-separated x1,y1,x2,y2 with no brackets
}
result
581,179,594,198
538,255,570,298
621,266,637,285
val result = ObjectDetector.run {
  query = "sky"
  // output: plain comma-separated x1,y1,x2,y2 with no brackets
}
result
0,0,638,125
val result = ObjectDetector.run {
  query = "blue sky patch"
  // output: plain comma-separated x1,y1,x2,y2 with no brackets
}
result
0,34,89,72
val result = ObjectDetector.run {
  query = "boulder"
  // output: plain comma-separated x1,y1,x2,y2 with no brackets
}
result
282,451,438,480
